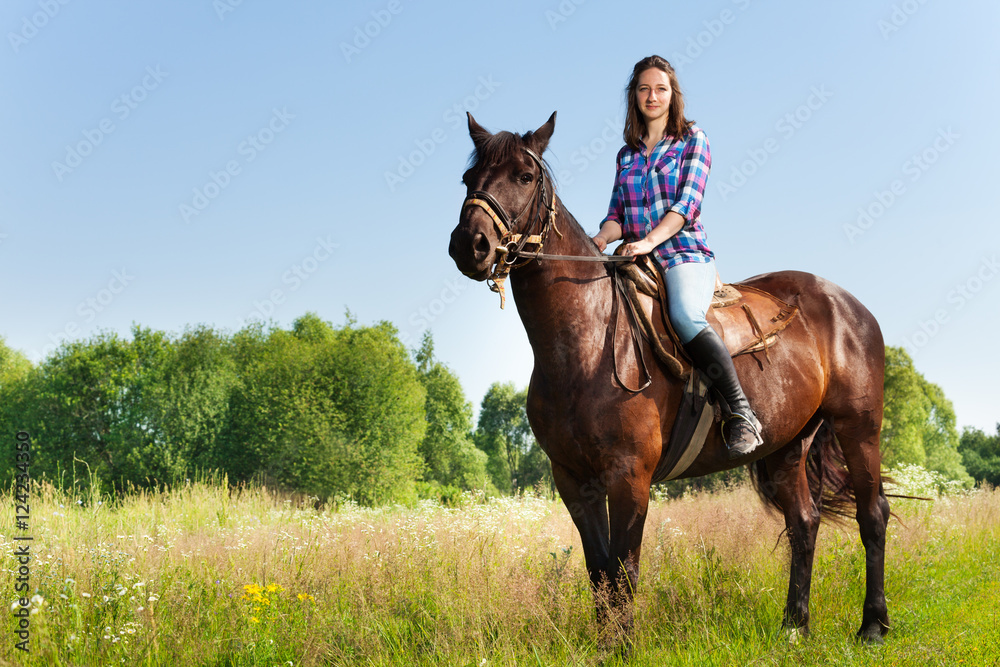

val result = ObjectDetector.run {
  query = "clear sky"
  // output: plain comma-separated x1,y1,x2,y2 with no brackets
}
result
2,1,999,432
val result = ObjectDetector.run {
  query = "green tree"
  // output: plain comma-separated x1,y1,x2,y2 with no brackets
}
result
414,332,488,492
326,317,426,504
20,327,188,490
217,313,426,504
881,346,971,484
881,346,929,467
0,338,34,475
959,424,1000,487
474,382,550,494
6,313,427,503
144,326,238,475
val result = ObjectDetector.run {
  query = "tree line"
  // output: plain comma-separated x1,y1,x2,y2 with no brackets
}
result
0,314,550,504
0,314,996,502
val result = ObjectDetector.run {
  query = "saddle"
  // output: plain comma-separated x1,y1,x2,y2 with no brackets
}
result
615,253,799,378
613,253,800,483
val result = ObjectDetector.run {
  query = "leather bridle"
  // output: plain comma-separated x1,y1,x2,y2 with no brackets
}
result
461,147,559,309
460,146,657,392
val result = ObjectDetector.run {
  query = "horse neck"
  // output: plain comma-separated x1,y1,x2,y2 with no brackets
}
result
508,197,612,370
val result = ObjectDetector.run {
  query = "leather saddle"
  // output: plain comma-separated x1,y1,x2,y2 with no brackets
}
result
615,253,799,378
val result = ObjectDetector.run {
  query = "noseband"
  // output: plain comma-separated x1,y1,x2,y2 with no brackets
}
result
462,147,559,308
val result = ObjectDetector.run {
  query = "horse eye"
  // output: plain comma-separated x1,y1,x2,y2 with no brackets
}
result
520,173,533,184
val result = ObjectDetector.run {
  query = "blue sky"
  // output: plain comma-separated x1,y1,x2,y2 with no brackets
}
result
2,1,999,432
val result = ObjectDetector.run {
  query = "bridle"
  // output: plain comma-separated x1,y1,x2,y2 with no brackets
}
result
460,146,654,392
463,147,633,308
461,147,560,309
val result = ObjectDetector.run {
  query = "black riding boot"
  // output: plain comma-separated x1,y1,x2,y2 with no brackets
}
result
683,326,762,458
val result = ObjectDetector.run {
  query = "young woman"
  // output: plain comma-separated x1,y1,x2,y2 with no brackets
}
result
591,55,762,457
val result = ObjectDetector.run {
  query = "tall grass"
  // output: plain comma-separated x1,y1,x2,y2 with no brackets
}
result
1,474,997,666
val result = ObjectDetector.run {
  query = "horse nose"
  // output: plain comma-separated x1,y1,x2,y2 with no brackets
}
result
448,229,464,263
449,228,492,265
472,232,491,262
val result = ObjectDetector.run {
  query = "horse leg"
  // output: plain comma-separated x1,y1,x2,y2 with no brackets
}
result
762,416,824,636
604,473,651,634
834,417,891,641
551,463,612,616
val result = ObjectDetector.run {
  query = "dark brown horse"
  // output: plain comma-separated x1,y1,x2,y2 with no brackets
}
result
448,112,890,642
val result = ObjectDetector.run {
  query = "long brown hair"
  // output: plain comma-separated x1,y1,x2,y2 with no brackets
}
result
623,55,695,151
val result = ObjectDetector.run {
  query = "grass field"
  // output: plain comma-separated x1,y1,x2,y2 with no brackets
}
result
1,473,998,666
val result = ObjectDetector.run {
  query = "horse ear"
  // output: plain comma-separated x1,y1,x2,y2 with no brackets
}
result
467,112,491,149
528,111,557,154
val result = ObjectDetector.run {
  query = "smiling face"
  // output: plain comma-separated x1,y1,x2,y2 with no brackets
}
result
635,67,672,127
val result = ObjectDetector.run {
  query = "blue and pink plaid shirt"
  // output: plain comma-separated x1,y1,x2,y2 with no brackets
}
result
601,125,714,269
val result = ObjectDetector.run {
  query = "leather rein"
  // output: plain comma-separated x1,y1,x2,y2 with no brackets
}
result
462,147,632,309
461,147,651,392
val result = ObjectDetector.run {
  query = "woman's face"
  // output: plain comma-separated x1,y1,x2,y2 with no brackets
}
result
635,67,672,127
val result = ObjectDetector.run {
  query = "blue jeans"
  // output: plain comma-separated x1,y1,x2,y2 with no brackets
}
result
661,259,716,344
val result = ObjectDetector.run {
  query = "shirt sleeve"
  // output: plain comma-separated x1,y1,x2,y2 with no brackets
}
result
600,146,628,226
668,129,711,221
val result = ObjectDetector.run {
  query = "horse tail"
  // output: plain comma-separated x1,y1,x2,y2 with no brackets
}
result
749,417,858,523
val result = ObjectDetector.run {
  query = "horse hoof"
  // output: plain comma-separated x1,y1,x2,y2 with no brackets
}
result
856,622,888,644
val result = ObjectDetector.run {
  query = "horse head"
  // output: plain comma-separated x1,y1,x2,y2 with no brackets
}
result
448,112,557,282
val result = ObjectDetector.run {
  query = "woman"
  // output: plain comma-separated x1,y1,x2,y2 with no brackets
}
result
591,55,761,457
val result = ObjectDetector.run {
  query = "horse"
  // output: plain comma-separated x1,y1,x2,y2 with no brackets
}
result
448,111,891,642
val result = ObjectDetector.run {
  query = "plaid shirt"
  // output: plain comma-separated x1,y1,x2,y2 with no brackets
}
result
601,126,714,268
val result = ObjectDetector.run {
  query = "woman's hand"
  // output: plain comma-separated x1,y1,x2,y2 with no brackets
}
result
592,220,621,254
622,237,656,258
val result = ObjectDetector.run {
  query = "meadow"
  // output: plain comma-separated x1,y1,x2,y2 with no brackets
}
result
1,471,997,666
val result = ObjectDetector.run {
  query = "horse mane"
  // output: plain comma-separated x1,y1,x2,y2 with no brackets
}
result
465,129,556,187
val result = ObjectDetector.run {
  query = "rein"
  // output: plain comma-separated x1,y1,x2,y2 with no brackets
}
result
516,250,635,262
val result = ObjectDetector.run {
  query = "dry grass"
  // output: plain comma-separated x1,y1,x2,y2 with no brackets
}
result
1,478,998,666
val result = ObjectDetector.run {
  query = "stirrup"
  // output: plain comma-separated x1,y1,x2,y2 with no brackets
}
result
721,411,763,458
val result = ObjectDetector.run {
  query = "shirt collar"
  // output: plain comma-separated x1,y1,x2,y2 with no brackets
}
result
635,134,681,163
